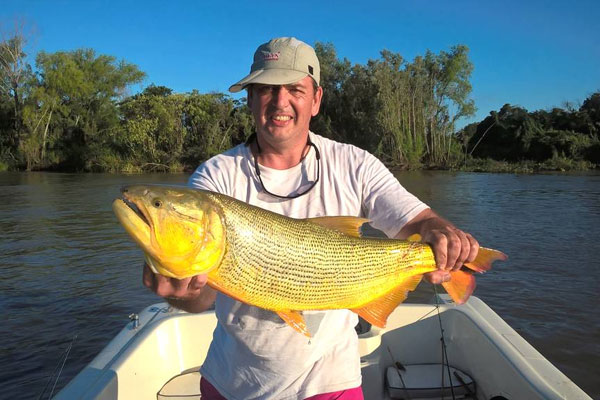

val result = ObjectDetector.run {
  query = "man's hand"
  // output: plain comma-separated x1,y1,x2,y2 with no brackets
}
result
142,263,216,313
422,226,479,271
397,209,479,284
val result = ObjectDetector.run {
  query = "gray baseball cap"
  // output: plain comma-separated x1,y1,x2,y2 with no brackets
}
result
229,37,320,93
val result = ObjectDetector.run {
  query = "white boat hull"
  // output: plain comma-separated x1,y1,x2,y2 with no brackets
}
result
56,296,591,399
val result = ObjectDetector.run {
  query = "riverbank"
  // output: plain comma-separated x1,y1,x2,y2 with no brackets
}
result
455,157,597,173
3,156,598,175
392,157,598,174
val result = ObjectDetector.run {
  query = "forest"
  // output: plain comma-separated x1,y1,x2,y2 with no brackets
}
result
1,31,599,173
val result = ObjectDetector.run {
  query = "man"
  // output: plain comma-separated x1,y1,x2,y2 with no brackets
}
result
143,37,479,399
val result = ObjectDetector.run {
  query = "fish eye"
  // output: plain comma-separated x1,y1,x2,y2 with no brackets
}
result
152,199,163,208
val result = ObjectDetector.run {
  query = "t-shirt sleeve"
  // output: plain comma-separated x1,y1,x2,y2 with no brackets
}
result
360,153,429,238
188,162,221,192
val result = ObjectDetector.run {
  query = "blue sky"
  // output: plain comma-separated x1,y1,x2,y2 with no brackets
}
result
2,0,599,128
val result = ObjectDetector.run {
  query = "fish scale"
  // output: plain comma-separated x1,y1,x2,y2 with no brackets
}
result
205,192,436,311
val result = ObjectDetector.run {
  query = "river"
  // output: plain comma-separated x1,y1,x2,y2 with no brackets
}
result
0,171,598,399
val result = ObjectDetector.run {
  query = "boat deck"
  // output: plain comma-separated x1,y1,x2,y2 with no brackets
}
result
56,296,591,400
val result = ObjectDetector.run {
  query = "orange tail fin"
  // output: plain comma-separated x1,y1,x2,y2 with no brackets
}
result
443,247,507,304
442,270,475,304
464,247,507,273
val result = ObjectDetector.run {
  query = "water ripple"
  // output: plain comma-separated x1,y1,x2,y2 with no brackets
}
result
1,171,598,399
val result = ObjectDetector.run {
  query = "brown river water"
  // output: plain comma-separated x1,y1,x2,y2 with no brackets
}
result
0,171,598,399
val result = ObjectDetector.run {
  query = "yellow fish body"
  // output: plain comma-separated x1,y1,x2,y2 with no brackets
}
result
113,185,507,336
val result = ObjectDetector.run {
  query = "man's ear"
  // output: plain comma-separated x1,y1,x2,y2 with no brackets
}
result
311,86,323,117
246,86,253,107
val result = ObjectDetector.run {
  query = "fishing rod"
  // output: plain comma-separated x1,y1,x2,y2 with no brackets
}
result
433,285,457,400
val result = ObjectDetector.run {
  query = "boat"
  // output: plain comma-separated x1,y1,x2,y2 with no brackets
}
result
56,295,591,399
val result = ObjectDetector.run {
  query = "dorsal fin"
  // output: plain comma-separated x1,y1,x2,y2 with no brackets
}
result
351,275,423,328
306,216,370,237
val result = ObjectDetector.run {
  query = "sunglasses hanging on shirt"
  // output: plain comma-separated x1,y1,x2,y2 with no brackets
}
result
246,133,321,199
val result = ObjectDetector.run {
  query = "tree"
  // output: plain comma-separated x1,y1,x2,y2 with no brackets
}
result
421,45,475,164
580,92,600,135
181,91,253,166
312,42,475,168
117,89,186,168
0,19,34,153
311,42,351,141
466,99,600,165
467,104,540,161
313,42,379,153
21,48,145,170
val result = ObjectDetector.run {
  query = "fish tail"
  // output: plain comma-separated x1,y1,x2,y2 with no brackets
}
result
442,270,476,304
463,247,508,273
443,247,507,304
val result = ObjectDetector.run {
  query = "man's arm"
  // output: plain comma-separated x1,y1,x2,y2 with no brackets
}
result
396,208,480,284
142,263,216,313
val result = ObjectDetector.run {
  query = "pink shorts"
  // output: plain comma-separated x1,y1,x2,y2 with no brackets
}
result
200,377,364,400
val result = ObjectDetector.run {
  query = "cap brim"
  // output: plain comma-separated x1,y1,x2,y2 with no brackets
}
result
229,68,309,93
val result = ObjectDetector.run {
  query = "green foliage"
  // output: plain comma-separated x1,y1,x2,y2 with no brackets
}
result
313,42,476,168
464,93,600,168
0,31,33,153
12,48,145,170
118,91,186,165
580,93,600,135
1,33,597,173
181,91,253,166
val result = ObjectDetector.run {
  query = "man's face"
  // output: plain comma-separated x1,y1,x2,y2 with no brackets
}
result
248,75,323,145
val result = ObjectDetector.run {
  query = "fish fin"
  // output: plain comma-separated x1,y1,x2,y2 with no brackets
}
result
442,269,476,304
440,247,506,304
463,247,508,273
306,216,370,237
351,275,423,328
277,310,311,338
406,233,422,242
206,276,249,305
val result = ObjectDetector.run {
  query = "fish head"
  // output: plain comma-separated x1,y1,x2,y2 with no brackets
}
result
112,185,225,279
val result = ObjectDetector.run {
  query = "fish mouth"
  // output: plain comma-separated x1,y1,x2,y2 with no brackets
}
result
112,194,152,248
122,196,150,226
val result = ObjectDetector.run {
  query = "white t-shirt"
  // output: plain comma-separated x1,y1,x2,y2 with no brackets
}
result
188,132,428,400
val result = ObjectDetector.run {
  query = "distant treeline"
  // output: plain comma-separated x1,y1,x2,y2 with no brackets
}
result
1,31,599,172
460,99,600,170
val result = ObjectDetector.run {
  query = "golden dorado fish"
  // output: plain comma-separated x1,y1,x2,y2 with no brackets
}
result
113,185,507,337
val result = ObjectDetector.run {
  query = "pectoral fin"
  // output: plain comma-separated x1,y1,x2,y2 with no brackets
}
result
306,216,370,237
351,275,423,328
277,310,311,337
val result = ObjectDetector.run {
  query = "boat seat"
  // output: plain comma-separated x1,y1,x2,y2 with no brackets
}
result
157,370,201,399
386,363,475,399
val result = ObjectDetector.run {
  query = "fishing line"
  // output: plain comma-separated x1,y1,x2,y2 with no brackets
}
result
49,334,77,398
386,346,412,400
38,334,77,400
433,285,456,400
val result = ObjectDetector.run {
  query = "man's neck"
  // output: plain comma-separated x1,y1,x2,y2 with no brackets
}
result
254,132,310,170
